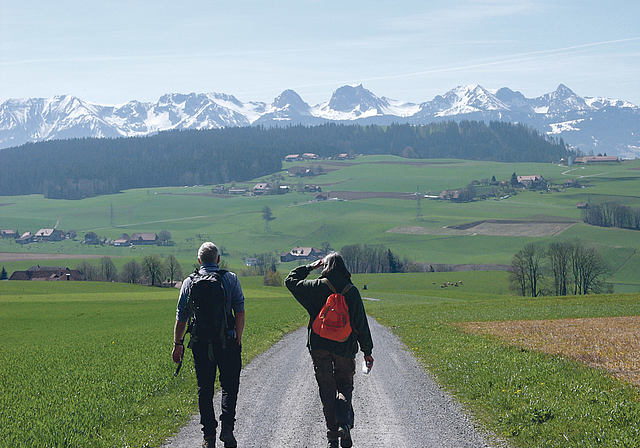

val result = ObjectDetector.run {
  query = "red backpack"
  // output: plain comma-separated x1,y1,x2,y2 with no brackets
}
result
312,279,353,342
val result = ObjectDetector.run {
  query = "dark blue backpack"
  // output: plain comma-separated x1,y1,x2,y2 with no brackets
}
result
187,270,234,350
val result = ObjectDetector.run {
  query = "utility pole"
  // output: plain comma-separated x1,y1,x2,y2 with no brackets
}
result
109,203,115,228
416,185,423,221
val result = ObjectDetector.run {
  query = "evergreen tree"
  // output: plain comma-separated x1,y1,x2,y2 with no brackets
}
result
0,267,7,280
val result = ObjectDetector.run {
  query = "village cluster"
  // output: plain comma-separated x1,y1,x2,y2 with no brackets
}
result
1,228,163,247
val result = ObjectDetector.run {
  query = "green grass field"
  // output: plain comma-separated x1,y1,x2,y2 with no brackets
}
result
2,273,639,447
2,155,640,446
358,272,640,448
0,279,307,447
2,156,640,291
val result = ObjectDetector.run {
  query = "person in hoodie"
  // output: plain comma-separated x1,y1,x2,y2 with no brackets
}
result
285,252,374,448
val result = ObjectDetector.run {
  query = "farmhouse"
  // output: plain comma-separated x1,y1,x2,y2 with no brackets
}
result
244,257,260,267
130,233,158,245
9,265,83,281
280,247,325,263
113,233,131,246
574,156,620,163
35,228,64,242
229,187,247,195
253,183,271,195
288,166,314,177
302,153,319,160
16,231,34,245
1,229,19,238
304,185,322,193
517,175,546,188
284,154,302,162
84,232,100,245
439,189,461,201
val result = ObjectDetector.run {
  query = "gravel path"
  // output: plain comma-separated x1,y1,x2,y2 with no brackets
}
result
161,318,499,448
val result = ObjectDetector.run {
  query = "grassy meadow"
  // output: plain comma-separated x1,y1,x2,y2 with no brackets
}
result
2,155,640,447
1,272,639,447
1,156,640,291
360,272,640,448
0,278,307,447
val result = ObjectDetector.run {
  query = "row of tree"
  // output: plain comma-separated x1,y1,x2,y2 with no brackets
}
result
582,202,640,231
77,254,185,286
340,244,404,274
0,121,573,198
508,241,611,297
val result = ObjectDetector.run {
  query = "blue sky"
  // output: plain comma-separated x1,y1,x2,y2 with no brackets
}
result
1,0,640,106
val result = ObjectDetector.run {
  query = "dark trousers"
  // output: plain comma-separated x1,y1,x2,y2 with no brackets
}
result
311,349,355,440
192,338,242,439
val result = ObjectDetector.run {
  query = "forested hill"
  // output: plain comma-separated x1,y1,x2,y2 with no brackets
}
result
0,121,572,198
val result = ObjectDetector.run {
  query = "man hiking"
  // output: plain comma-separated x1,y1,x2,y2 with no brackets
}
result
172,242,245,448
285,252,374,448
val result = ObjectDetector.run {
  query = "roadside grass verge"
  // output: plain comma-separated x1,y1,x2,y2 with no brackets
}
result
359,272,640,448
0,279,305,448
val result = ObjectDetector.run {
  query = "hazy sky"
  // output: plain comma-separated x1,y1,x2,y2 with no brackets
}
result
2,0,639,106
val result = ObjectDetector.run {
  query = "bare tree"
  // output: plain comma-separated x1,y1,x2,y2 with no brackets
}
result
76,260,99,281
142,254,164,286
340,244,393,274
508,250,528,296
509,243,544,297
100,257,118,282
571,242,610,294
120,259,144,284
547,242,573,296
163,254,183,287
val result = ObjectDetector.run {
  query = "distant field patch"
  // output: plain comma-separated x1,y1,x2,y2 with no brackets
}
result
388,220,576,237
329,191,419,200
456,316,640,386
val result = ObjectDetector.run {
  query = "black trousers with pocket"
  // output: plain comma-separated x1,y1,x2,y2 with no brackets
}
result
311,349,356,441
192,338,242,439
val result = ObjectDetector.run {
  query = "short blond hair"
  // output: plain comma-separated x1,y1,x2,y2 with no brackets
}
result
198,242,219,264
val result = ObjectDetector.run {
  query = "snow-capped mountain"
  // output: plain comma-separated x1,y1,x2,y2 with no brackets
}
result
1,84,639,158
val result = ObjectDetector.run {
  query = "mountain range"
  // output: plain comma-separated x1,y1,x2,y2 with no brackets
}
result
1,84,639,158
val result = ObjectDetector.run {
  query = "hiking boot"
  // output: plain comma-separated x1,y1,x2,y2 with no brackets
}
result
219,427,237,448
202,436,215,448
327,439,339,448
338,425,352,448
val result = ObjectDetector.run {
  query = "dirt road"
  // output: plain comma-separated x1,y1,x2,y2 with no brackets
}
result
161,318,498,448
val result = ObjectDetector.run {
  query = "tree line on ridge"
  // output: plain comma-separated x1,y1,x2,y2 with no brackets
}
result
0,121,573,199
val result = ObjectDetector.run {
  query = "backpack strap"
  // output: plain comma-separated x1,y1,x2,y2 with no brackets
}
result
323,278,352,295
323,278,337,293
